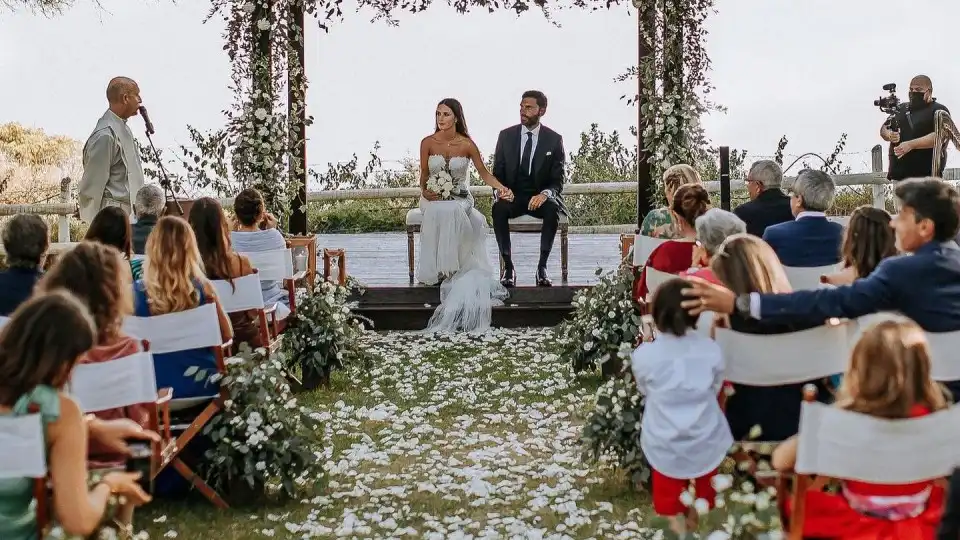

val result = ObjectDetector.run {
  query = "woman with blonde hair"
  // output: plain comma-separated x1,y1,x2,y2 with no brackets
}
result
134,216,232,399
774,318,947,539
639,164,703,239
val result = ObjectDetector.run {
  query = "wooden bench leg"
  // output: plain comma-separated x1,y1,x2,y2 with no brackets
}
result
560,226,569,284
407,228,415,284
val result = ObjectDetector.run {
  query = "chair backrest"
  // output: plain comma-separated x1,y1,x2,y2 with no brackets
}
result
783,265,840,291
715,323,849,386
633,235,668,267
644,267,674,298
0,315,8,330
0,413,47,479
70,351,158,413
923,330,960,382
122,303,223,354
795,401,960,483
211,273,266,313
241,249,295,281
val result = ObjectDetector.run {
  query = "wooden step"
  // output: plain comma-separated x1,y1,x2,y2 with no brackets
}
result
351,285,586,306
354,303,573,330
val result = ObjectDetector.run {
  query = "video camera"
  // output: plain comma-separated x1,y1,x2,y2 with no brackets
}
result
875,83,907,131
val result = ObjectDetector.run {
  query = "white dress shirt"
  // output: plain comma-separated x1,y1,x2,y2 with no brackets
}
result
519,123,553,198
795,210,826,220
631,332,733,479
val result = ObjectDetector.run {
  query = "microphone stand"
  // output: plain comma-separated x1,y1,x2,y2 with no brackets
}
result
143,129,183,216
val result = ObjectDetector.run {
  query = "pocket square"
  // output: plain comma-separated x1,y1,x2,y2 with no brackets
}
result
546,152,552,156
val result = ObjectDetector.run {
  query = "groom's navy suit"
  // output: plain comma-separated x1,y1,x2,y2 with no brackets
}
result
491,123,567,275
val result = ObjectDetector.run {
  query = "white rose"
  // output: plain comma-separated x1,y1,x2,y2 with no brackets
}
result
253,108,268,121
256,18,271,31
583,341,594,351
710,474,733,493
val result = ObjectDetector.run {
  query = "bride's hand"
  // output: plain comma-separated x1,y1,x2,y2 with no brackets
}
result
422,188,440,201
498,187,514,202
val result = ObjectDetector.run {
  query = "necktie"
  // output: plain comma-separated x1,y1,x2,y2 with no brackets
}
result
520,132,533,176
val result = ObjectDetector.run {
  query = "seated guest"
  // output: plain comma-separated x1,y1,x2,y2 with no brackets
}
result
84,206,143,280
230,188,290,318
0,214,48,315
635,184,710,301
137,216,232,399
639,164,703,239
684,208,746,284
822,205,897,286
0,292,151,540
763,169,843,267
773,318,947,539
631,278,731,529
683,177,960,399
132,184,164,255
189,197,263,348
711,234,830,441
733,160,794,237
37,242,149,471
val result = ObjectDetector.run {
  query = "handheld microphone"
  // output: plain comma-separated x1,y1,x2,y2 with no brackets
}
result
138,105,155,136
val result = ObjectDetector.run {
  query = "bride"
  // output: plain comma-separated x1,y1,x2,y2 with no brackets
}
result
417,98,513,333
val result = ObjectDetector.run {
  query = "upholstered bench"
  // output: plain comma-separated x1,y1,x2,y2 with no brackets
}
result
405,209,569,284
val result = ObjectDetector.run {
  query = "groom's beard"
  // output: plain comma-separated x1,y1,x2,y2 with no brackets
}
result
521,114,541,127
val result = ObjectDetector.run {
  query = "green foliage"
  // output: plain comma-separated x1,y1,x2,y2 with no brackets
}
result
580,373,650,489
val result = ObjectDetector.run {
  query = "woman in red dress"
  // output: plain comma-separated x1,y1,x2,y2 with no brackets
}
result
773,318,949,540
635,183,711,301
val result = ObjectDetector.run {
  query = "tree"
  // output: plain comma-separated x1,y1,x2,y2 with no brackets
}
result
0,122,81,204
1,0,76,15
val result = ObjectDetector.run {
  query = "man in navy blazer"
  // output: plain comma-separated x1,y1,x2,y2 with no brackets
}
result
682,177,960,395
733,160,795,237
763,169,844,267
0,214,48,316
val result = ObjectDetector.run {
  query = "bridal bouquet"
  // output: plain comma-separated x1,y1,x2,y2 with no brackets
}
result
426,168,456,200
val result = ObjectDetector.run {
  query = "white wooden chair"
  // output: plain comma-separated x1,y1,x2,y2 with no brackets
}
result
0,411,49,537
632,235,668,268
785,396,960,539
240,248,307,321
121,303,231,508
643,266,674,302
783,264,841,291
211,272,277,352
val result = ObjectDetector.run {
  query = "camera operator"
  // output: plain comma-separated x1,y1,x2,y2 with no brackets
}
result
881,75,950,181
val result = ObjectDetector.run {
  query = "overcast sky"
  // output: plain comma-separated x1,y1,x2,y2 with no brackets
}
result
1,0,958,175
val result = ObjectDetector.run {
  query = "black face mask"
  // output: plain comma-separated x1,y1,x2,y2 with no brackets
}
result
909,91,928,109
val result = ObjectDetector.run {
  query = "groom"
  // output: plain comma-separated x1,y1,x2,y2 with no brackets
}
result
492,90,568,287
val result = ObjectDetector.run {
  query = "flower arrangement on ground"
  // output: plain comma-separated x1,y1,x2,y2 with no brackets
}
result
426,167,455,200
580,371,650,488
281,277,372,388
199,344,324,500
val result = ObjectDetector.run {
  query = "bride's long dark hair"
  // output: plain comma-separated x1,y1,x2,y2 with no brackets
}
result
435,98,470,138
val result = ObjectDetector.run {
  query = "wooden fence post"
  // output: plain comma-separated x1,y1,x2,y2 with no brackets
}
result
58,177,71,243
870,145,886,210
719,147,731,211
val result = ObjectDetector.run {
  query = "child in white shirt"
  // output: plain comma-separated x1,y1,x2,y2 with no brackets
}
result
631,277,733,524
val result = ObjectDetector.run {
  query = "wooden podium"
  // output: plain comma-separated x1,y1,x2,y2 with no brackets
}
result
164,198,195,218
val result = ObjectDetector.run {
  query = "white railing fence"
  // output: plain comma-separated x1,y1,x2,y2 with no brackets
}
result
0,177,73,243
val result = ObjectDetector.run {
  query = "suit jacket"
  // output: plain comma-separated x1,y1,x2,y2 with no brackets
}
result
759,241,960,332
0,267,42,316
132,215,157,255
733,189,794,237
763,216,844,267
492,124,568,215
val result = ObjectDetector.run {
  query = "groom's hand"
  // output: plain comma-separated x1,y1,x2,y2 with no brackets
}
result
528,194,548,211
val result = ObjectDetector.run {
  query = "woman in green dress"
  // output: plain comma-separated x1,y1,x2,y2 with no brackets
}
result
639,163,704,239
83,206,144,280
0,291,149,539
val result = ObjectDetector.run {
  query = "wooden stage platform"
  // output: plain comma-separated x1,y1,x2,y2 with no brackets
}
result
314,232,622,329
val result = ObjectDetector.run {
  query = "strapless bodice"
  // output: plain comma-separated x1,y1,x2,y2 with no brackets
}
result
428,155,470,187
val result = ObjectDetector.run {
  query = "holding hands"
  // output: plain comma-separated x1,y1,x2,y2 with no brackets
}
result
497,186,515,202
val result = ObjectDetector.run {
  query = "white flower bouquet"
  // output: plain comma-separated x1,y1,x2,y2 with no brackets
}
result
426,168,456,200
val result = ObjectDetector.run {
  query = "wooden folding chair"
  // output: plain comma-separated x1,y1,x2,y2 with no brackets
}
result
0,408,48,539
241,248,309,334
122,303,231,508
632,234,668,269
211,272,278,354
69,342,173,479
783,388,960,539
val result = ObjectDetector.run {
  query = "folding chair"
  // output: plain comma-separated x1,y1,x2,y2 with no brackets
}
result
782,264,841,291
241,248,309,324
122,303,231,508
632,235,668,268
211,272,277,353
643,267,674,302
69,343,173,478
0,410,48,539
784,390,960,540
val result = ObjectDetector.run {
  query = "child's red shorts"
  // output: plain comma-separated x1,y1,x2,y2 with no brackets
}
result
651,467,718,516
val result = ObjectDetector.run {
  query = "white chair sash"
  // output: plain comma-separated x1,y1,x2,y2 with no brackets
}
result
633,235,668,267
783,265,840,291
70,351,158,413
716,323,849,386
122,303,223,354
212,274,266,313
242,249,295,282
795,401,960,483
0,414,47,478
644,267,674,298
0,315,8,330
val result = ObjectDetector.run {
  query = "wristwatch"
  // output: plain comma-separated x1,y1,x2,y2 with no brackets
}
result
735,294,753,319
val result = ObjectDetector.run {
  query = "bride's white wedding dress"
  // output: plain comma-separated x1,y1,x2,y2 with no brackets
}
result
418,155,509,333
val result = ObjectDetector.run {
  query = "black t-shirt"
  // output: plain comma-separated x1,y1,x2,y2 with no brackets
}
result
888,101,950,181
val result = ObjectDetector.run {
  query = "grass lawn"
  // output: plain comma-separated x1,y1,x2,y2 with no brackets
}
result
137,328,654,539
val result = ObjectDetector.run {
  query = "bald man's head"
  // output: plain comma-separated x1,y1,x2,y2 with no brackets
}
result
911,75,933,91
106,77,141,119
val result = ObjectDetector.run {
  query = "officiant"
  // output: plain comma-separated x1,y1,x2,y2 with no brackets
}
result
78,76,146,223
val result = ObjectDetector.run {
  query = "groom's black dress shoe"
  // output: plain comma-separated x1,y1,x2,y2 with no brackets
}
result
500,268,516,288
536,267,553,287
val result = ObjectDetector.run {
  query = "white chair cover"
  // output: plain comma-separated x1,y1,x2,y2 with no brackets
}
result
70,351,158,413
694,311,716,337
122,303,223,354
0,414,47,478
795,401,960,483
211,274,266,313
644,267,675,298
923,331,960,381
783,265,840,291
633,235,668,267
716,323,849,386
242,249,295,282
0,315,8,330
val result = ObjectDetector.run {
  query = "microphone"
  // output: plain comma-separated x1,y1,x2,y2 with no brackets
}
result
138,105,155,136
